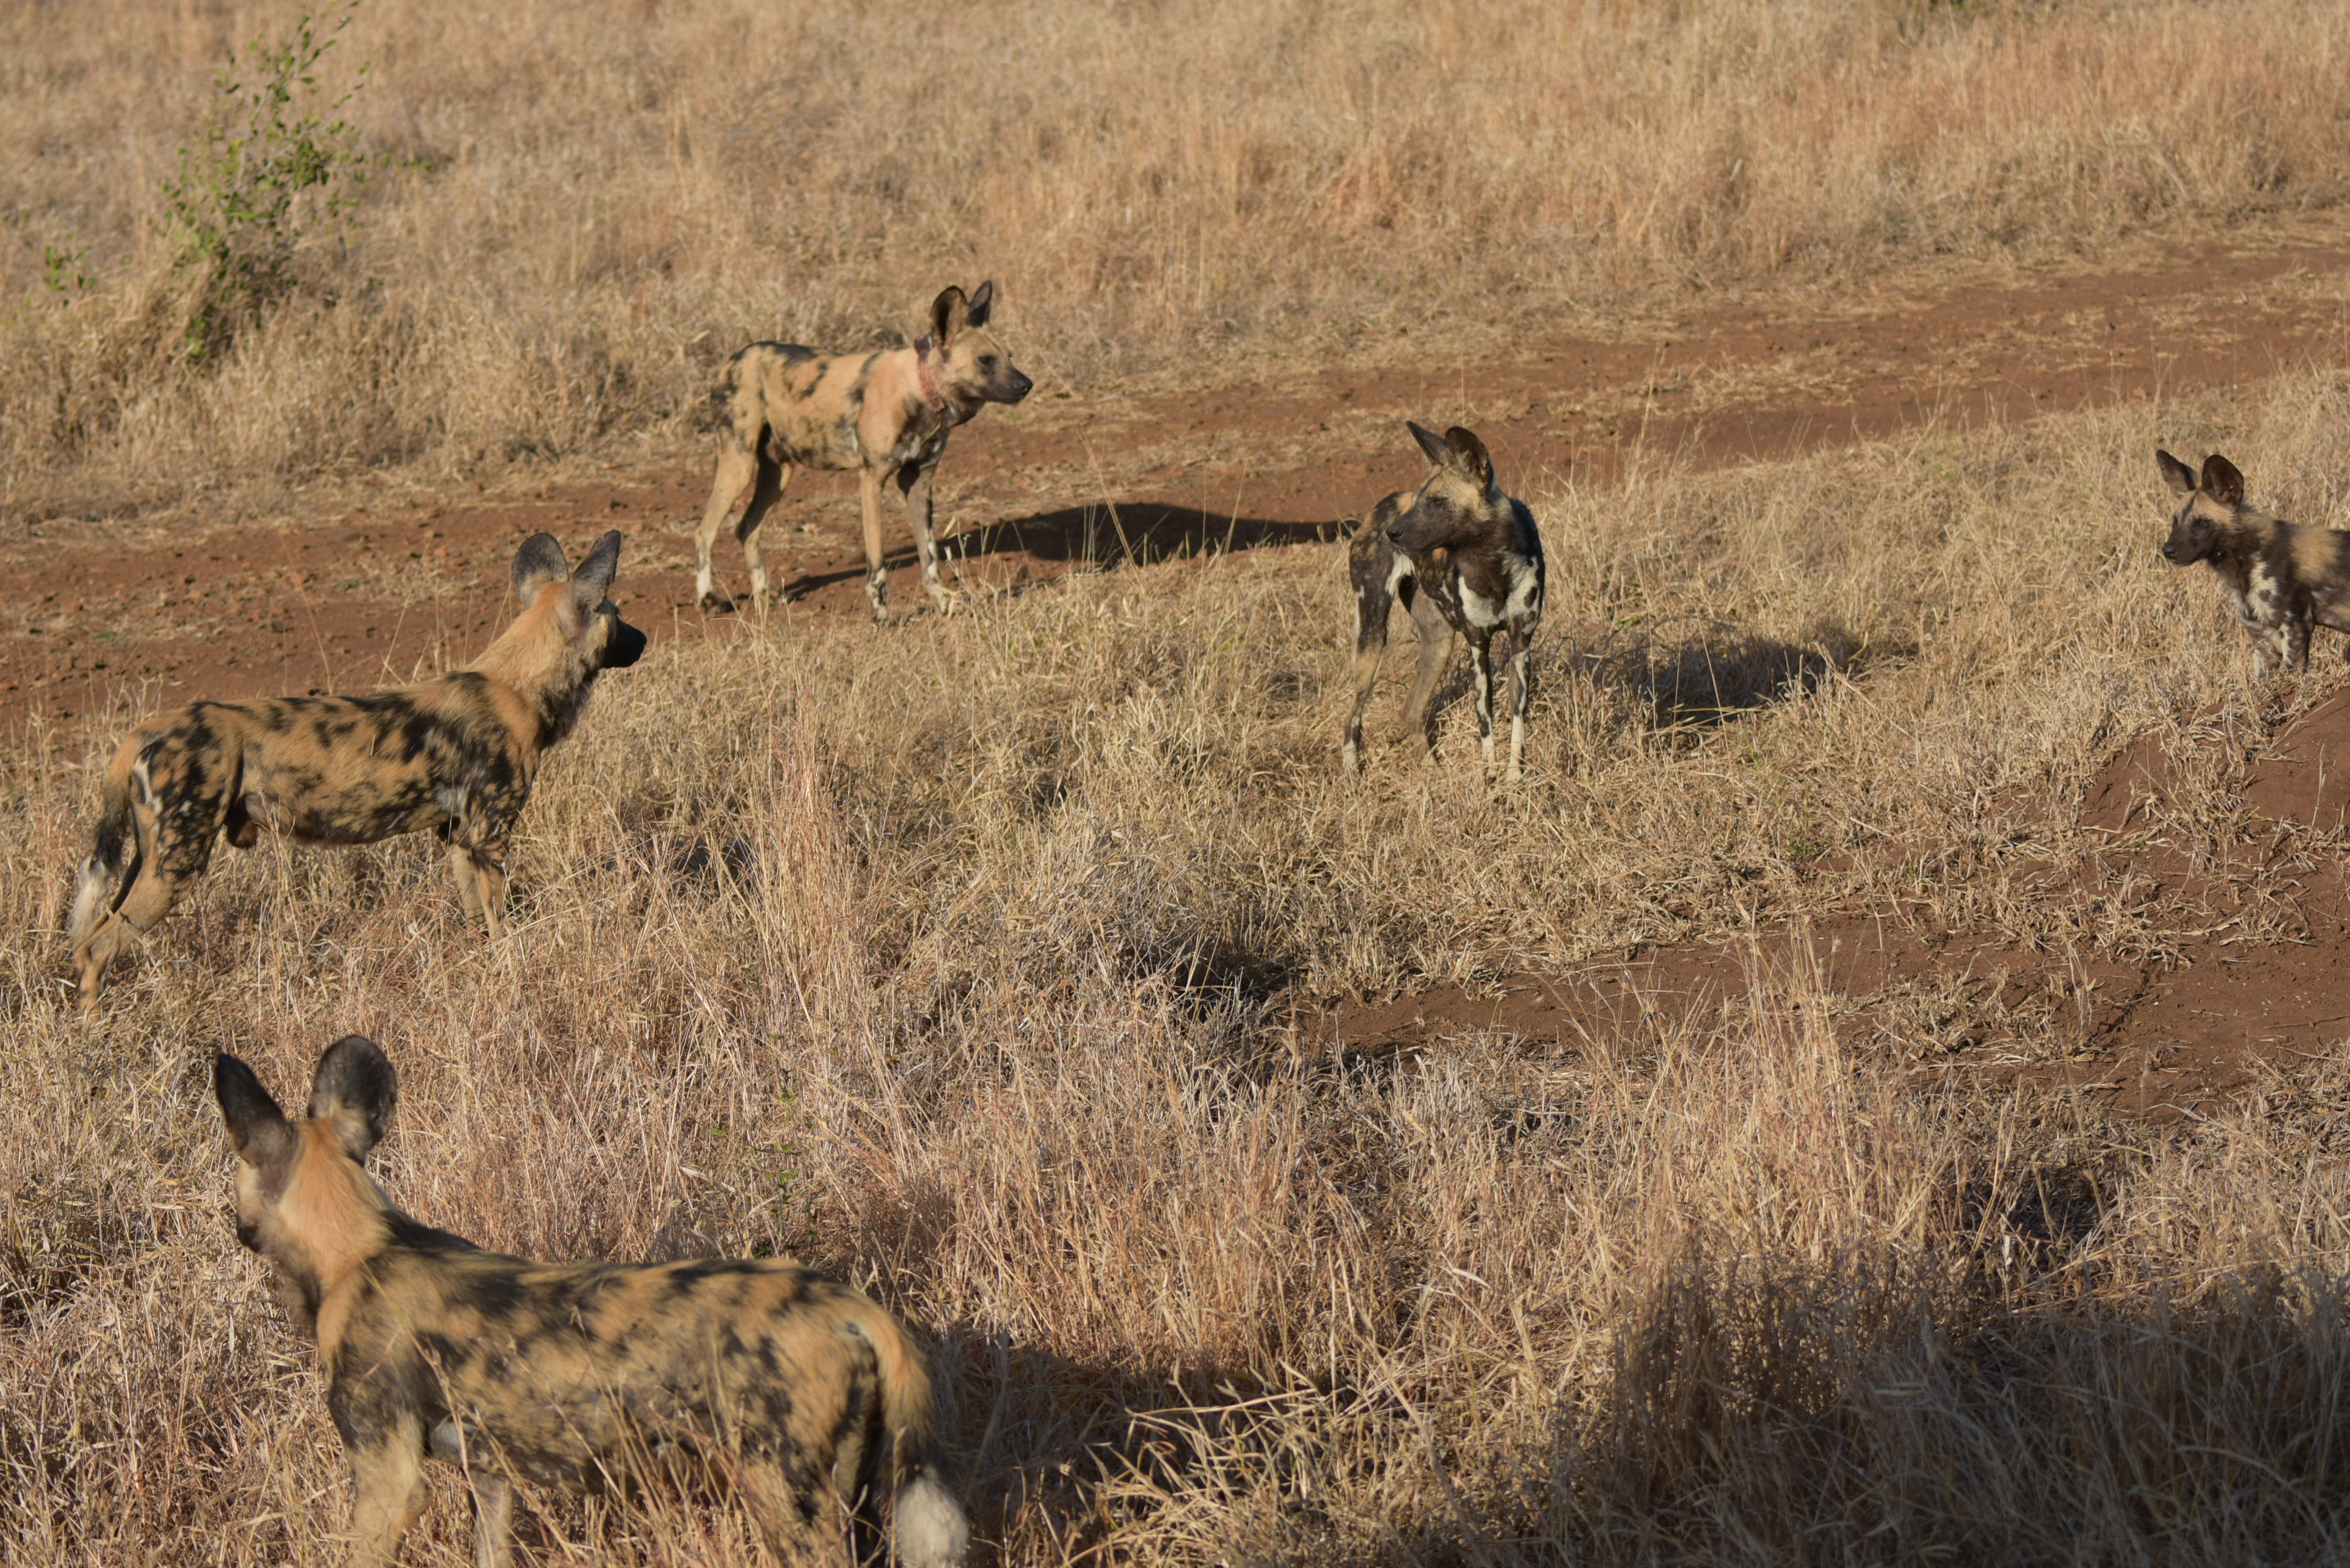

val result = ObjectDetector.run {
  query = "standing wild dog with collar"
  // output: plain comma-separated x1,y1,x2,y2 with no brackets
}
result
1343,422,1545,778
68,533,645,1007
2158,448,2350,675
695,281,1033,621
214,1035,969,1568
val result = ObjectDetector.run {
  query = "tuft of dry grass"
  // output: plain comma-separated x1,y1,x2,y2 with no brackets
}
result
12,372,2350,1561
7,0,2350,516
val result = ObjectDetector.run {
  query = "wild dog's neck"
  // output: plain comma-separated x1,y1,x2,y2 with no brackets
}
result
2214,506,2284,557
900,345,969,430
467,618,597,755
272,1126,396,1328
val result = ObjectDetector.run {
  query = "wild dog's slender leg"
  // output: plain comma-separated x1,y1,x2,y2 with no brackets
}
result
430,1421,513,1568
898,462,955,612
859,467,891,622
736,453,791,617
739,1457,837,1566
467,1472,513,1568
1466,628,1499,771
446,839,485,923
2286,614,2313,673
1343,537,1401,774
696,435,760,609
1399,583,1458,758
1503,626,1536,781
345,1421,429,1567
445,833,510,939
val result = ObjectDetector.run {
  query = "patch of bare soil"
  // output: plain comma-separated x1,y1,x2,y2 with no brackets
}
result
1305,689,2350,1123
10,228,2350,740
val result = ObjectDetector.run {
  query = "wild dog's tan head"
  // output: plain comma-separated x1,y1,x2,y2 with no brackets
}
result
2158,449,2248,567
478,529,647,744
215,1035,398,1335
916,281,1032,414
1386,422,1504,553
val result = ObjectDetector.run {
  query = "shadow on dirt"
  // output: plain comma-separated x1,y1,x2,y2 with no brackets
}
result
955,503,1342,567
1570,624,1881,729
777,503,1343,600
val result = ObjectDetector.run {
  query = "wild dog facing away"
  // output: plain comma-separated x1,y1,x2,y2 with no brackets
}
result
2159,448,2350,676
696,281,1033,622
1343,422,1546,779
67,533,646,1008
213,1035,969,1568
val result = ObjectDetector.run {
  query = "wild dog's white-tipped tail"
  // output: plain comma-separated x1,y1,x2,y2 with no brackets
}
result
69,751,143,949
67,855,113,946
894,1468,970,1568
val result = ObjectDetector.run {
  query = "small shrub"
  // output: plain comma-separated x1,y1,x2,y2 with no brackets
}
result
159,0,374,361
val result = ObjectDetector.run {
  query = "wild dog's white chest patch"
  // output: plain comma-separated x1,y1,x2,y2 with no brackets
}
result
1501,559,1541,621
1458,582,1503,629
2240,563,2284,626
882,423,951,471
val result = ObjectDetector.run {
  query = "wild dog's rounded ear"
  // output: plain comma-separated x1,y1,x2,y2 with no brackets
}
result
216,1053,296,1173
1444,426,1496,492
570,530,624,609
511,533,571,606
306,1035,397,1163
929,285,971,347
965,279,995,329
2156,448,2199,496
2201,453,2246,507
1407,421,1452,468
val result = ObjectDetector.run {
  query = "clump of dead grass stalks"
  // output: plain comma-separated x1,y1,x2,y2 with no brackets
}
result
8,0,2350,517
10,377,2350,1561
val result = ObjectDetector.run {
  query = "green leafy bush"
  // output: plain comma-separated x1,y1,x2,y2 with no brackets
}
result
160,0,373,360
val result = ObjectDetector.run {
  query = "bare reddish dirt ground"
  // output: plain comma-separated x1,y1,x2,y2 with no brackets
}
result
1301,688,2350,1123
14,229,2350,1112
13,228,2349,736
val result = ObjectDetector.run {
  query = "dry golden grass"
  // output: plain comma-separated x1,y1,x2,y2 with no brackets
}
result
12,365,2350,1561
7,0,2350,516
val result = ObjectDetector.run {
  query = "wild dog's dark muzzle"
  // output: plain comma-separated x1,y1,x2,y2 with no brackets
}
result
606,620,648,668
1007,370,1034,402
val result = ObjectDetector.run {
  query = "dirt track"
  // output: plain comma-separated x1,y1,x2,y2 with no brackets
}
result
14,227,2350,738
15,228,2350,1115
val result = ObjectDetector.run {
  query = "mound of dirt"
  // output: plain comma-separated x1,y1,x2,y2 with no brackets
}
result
2245,688,2350,833
1307,704,2350,1122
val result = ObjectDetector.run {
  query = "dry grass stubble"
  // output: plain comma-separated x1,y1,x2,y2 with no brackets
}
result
12,378,2350,1560
6,0,2350,517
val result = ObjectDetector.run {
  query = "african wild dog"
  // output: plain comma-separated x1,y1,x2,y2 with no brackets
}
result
695,281,1033,621
214,1035,969,1568
68,533,644,1007
1342,422,1546,779
2158,448,2350,675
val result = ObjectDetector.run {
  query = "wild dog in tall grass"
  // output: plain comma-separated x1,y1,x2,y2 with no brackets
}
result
696,281,1033,622
68,533,645,1008
213,1035,969,1568
1343,422,1546,779
2158,448,2350,675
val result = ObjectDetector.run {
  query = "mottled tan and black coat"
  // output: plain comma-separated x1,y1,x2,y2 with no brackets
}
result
696,281,1033,621
2159,449,2350,675
214,1036,970,1568
1343,422,1546,779
68,533,644,1006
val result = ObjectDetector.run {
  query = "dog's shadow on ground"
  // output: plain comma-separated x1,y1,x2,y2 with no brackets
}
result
785,504,1342,599
955,503,1343,567
1574,624,1887,730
